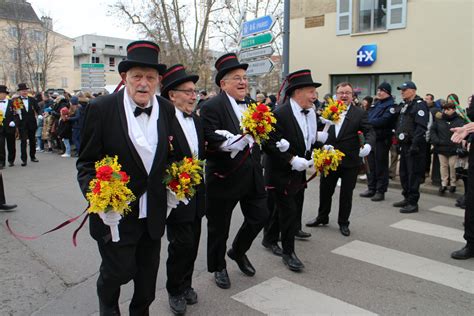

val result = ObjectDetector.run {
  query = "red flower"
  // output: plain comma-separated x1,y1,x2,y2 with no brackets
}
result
330,106,338,113
169,179,179,191
187,157,193,163
179,172,190,179
118,171,129,183
324,158,332,166
265,116,272,123
256,104,269,112
256,125,266,134
357,131,363,135
93,181,101,194
96,165,114,181
252,111,263,121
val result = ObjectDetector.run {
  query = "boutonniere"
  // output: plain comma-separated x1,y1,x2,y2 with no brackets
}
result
168,135,174,152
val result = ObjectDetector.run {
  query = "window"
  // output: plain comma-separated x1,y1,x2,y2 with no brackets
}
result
105,44,115,49
109,57,115,68
36,51,44,64
92,56,100,63
33,30,43,41
337,0,407,35
35,72,44,83
61,77,68,88
10,27,18,38
11,48,18,61
10,74,17,85
92,43,96,47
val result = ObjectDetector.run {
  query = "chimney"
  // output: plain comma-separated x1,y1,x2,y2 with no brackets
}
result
41,16,53,30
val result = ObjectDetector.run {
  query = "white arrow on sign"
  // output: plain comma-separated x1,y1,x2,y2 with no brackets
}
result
240,46,274,61
246,58,274,76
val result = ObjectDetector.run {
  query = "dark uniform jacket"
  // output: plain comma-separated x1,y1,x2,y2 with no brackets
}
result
395,95,429,150
368,96,397,140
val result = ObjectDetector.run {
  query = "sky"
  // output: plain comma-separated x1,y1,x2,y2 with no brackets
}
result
29,0,141,40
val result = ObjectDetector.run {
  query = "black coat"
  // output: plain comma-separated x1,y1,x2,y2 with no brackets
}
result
57,119,72,139
326,105,375,169
77,89,176,242
430,112,465,155
1,100,17,135
263,100,319,195
200,92,265,199
14,96,39,131
166,114,206,223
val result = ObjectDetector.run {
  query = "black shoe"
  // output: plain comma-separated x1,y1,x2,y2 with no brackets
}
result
295,230,311,239
306,217,329,227
227,248,255,276
214,268,230,289
371,192,385,201
439,186,447,193
393,200,409,207
282,252,304,272
449,186,456,193
31,158,39,162
0,204,17,211
339,225,351,236
21,161,27,167
183,287,198,305
262,240,283,256
0,164,4,169
451,246,474,260
169,294,187,315
400,204,418,213
359,190,375,198
8,162,14,167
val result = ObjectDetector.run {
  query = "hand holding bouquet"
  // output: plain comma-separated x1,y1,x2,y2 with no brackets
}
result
312,146,345,176
86,156,135,242
320,98,347,132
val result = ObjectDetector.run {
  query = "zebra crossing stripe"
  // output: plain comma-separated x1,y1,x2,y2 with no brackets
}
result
429,205,464,218
232,277,377,315
390,219,465,243
332,240,474,294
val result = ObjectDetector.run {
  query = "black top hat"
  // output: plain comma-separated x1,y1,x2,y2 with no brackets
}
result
0,85,9,94
118,40,166,74
285,69,321,96
161,64,199,99
214,53,248,87
17,83,29,91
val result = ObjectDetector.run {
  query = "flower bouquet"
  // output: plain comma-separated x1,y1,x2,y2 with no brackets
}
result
163,156,204,214
241,102,276,145
12,98,24,120
320,98,347,132
312,146,345,176
0,109,4,126
86,155,135,242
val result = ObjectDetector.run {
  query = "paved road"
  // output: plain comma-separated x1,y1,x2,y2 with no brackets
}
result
1,150,472,315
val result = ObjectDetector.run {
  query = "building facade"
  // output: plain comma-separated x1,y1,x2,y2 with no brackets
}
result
290,0,473,104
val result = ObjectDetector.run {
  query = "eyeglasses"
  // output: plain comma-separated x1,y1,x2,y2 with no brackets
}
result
224,76,248,83
171,89,197,96
336,91,353,96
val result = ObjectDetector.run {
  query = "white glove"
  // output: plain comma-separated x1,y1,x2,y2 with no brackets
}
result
98,211,122,226
323,144,334,151
37,115,43,120
276,138,290,152
243,134,255,148
291,156,310,172
215,129,234,139
9,121,15,127
167,189,180,211
359,144,372,157
320,117,335,126
317,131,328,143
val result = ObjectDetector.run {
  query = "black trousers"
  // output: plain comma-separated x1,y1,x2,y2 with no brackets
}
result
264,189,304,254
0,172,6,204
318,166,359,226
0,131,15,165
367,138,391,193
166,218,202,296
206,191,268,272
19,128,36,162
431,153,441,186
399,143,426,205
464,152,474,246
97,222,161,316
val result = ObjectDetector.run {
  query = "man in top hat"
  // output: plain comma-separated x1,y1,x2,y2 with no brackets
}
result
0,85,17,168
359,82,397,202
200,53,269,289
160,64,205,315
77,40,177,315
14,83,40,166
306,82,375,236
263,69,328,271
392,81,429,213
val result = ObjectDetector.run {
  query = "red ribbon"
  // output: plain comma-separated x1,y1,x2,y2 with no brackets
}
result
5,209,89,247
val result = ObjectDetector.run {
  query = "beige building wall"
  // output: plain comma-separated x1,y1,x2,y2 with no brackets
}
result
290,0,473,103
45,33,74,91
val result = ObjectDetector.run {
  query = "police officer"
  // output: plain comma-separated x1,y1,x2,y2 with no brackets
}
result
392,81,429,213
360,82,397,202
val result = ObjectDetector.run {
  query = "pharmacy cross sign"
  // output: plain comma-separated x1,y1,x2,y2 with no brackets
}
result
356,44,377,67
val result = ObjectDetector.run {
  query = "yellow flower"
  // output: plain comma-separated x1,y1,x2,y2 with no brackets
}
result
312,148,345,176
241,102,276,145
321,98,347,124
164,156,205,200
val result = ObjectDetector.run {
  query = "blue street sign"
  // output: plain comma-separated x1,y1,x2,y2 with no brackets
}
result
357,44,377,67
242,15,275,38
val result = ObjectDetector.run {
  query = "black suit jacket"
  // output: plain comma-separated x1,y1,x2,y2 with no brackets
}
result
200,92,265,199
167,114,206,224
1,100,16,134
264,100,318,195
326,105,375,169
77,89,176,243
15,96,39,131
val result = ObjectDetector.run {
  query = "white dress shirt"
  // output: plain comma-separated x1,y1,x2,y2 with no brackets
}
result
290,98,317,151
335,105,350,138
175,108,199,156
0,99,8,114
226,93,246,125
21,97,29,111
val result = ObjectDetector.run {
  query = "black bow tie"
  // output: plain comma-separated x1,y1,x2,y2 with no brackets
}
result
236,99,247,105
134,106,152,117
301,109,310,115
0,101,5,103
21,97,27,100
183,112,193,118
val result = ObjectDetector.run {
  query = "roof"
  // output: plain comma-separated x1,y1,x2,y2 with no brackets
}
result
0,0,41,24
